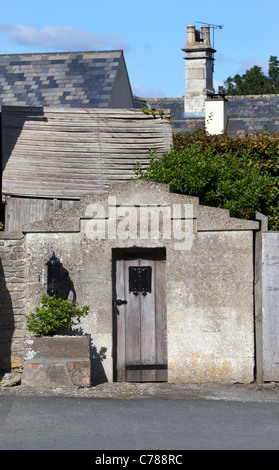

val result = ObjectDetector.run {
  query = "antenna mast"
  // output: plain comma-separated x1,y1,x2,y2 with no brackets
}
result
196,22,224,48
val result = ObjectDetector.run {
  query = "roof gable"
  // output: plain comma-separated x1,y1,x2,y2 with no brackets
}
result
0,50,132,108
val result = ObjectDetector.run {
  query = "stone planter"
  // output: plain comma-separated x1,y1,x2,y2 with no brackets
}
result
22,335,91,389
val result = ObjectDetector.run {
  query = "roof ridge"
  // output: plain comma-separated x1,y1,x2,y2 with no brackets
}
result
0,50,123,58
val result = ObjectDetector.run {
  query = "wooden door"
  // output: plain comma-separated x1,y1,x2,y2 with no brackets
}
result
114,253,167,382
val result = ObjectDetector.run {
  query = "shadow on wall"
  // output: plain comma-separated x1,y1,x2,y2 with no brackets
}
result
2,107,47,173
63,328,108,385
0,113,5,228
91,345,108,385
0,204,4,229
1,107,47,230
53,259,108,385
0,258,14,374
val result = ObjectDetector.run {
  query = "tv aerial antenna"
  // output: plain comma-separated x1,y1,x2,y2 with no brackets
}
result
196,22,224,48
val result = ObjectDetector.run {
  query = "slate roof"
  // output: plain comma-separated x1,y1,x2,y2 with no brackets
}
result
0,50,130,108
134,96,185,120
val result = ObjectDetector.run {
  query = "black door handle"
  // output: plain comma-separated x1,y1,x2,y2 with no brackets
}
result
113,299,127,307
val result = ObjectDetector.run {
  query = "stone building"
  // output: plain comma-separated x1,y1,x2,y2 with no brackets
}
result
0,27,278,386
0,181,261,384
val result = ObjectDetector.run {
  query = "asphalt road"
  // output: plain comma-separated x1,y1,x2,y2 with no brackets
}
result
1,393,279,450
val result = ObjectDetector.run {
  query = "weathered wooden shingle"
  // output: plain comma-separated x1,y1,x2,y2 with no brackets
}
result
2,106,172,200
0,50,134,108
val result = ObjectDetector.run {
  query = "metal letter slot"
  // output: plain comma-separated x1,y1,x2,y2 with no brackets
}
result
129,266,152,296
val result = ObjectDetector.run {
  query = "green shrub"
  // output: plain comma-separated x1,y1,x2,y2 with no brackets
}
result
25,295,89,336
173,129,279,230
134,139,278,229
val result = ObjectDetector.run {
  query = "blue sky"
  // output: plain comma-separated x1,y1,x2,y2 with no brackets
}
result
0,0,278,97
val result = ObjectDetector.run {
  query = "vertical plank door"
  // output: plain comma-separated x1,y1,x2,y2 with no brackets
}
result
115,256,167,382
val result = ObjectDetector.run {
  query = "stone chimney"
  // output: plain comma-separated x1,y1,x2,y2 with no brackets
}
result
182,25,216,115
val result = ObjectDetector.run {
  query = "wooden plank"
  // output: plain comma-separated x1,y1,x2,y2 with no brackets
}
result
116,260,126,382
125,259,141,382
155,260,168,381
2,107,170,118
4,197,77,231
262,232,279,381
2,107,172,199
140,260,156,381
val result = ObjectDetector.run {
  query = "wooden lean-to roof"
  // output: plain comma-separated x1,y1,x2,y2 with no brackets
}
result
2,106,172,199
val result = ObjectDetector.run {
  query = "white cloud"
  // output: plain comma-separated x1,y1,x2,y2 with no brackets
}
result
213,79,224,91
0,22,11,32
132,83,166,98
215,53,238,66
215,52,269,75
238,58,269,75
0,23,130,51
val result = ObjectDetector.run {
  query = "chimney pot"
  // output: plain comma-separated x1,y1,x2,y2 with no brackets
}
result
201,25,211,45
186,25,197,45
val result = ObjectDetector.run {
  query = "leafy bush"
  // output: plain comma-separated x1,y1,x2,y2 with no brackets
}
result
134,128,279,230
25,295,89,336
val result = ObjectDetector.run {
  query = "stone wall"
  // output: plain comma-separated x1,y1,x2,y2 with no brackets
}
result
167,230,255,383
0,232,26,371
22,336,91,388
22,181,259,384
0,182,265,384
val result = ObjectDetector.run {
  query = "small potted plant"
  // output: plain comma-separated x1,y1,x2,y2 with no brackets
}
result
23,295,91,389
25,294,89,336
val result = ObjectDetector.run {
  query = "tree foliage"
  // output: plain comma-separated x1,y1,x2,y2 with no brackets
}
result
219,56,279,95
134,128,279,230
268,56,279,91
